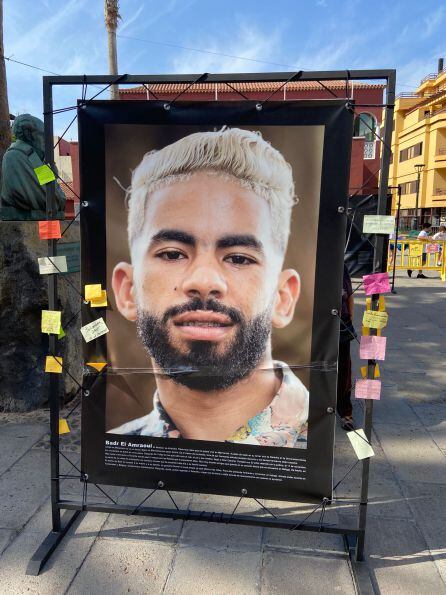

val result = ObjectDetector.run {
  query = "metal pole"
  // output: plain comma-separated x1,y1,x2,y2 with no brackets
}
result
356,70,395,562
43,78,61,533
413,170,421,230
391,185,402,293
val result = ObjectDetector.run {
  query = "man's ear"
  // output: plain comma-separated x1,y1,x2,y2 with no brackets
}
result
272,269,300,328
112,262,137,322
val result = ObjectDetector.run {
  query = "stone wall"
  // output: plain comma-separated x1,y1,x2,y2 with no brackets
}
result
0,221,82,411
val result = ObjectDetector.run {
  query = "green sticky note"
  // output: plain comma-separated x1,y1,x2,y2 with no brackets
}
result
58,327,66,339
34,165,56,185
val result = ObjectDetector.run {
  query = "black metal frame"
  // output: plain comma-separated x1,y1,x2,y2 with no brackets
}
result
27,70,395,594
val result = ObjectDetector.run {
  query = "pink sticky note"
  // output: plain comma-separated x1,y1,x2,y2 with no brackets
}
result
363,272,391,296
355,379,381,400
426,244,440,253
359,335,387,361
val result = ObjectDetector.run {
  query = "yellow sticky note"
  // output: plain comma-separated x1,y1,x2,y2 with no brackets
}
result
59,419,70,435
41,310,62,334
360,363,380,379
86,362,107,372
365,297,371,311
90,290,107,308
347,429,375,460
34,164,56,185
80,318,109,342
409,243,423,258
85,284,102,300
362,310,388,330
45,355,63,373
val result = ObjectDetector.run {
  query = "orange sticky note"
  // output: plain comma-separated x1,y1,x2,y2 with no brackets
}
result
59,419,70,435
85,284,102,301
45,355,63,373
90,290,107,308
86,362,107,372
38,220,61,240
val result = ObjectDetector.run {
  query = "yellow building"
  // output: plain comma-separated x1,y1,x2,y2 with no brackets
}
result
389,59,446,231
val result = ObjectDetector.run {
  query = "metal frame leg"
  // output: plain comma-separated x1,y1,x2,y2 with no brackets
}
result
25,510,81,576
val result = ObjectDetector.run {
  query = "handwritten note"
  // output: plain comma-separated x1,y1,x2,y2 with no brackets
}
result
362,310,388,330
355,379,381,400
363,215,395,235
38,256,68,275
363,272,391,296
45,355,63,373
41,310,61,334
360,335,387,360
80,318,109,342
38,220,61,240
409,243,423,258
347,429,375,460
58,419,70,435
34,164,56,185
90,290,107,308
85,284,102,301
86,362,107,372
361,363,380,379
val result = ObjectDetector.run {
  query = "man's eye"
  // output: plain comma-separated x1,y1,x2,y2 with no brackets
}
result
225,254,256,265
156,250,186,261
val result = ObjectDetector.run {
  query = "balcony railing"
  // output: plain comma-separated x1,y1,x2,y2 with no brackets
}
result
396,92,421,99
420,73,442,84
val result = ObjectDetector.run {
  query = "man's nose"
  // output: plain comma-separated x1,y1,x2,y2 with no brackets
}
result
181,264,228,300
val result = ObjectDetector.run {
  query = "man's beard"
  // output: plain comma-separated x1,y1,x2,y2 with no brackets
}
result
136,297,272,392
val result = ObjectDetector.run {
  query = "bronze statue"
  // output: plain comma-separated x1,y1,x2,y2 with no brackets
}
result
0,114,66,220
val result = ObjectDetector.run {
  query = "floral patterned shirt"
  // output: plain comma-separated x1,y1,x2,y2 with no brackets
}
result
109,361,309,448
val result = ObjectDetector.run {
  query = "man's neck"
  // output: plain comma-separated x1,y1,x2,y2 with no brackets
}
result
155,356,280,441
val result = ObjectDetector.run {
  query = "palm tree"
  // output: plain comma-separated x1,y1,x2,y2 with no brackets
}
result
0,0,11,181
104,0,121,100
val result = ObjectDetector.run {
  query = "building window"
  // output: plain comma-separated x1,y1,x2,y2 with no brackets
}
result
399,142,423,162
353,113,377,142
400,179,420,195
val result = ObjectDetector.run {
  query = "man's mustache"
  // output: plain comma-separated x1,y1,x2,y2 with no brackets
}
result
162,298,243,325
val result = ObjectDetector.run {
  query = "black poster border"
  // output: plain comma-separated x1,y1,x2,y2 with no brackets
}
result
79,99,352,503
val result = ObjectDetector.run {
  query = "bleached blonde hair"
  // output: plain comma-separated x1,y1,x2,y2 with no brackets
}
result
128,127,296,253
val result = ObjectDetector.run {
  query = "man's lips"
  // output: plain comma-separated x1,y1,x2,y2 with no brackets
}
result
172,310,235,341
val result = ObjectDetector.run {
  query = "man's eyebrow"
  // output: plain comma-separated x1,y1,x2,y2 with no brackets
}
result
150,229,196,246
216,234,264,253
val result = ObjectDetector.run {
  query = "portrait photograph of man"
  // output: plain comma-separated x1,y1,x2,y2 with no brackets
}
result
107,127,311,448
101,122,326,451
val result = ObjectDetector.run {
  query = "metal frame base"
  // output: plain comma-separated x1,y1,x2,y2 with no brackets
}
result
26,503,375,593
26,510,81,576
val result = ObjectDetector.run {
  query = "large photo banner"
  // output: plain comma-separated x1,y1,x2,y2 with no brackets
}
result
79,100,353,502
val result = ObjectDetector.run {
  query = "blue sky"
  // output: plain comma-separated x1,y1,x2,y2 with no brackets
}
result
4,0,446,137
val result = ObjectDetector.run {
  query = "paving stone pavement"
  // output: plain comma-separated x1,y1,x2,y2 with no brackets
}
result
0,273,445,594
